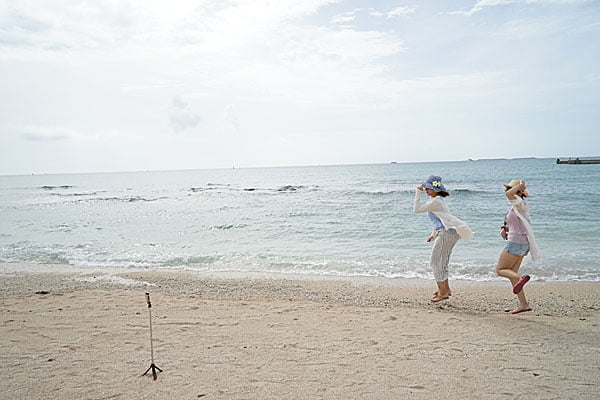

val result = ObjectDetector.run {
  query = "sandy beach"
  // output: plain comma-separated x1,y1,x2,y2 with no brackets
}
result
1,263,599,399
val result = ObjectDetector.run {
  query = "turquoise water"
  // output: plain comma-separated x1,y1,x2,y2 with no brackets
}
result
1,158,599,281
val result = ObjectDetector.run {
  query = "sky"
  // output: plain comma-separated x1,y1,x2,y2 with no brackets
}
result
1,0,599,175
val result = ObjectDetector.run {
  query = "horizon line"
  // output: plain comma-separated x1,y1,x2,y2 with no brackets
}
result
0,156,577,177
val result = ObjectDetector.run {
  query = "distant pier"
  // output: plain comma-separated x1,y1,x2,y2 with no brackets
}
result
556,158,600,165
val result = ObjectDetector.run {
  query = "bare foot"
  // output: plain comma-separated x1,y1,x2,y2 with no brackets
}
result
433,291,452,297
511,304,532,314
431,295,449,303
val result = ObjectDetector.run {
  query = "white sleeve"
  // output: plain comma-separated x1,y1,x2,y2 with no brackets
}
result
508,196,526,214
413,190,442,214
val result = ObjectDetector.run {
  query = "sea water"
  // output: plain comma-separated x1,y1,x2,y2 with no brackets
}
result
1,158,598,281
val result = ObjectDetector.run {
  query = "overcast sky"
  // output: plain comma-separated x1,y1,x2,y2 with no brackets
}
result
1,0,599,174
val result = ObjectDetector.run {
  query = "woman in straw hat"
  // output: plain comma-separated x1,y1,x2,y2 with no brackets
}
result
414,176,474,302
497,179,540,314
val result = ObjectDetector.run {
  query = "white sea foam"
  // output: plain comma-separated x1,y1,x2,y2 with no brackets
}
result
72,274,155,287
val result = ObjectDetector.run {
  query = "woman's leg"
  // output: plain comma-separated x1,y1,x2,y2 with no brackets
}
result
443,279,451,295
434,280,452,297
496,251,521,280
496,252,529,307
430,235,448,300
510,257,529,307
431,232,458,302
433,281,448,302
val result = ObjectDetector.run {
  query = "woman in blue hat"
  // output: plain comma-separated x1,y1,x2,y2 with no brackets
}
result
414,176,474,302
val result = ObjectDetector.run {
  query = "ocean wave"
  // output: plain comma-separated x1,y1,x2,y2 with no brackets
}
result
68,259,156,268
48,195,167,203
190,183,232,192
160,256,221,266
350,188,491,196
48,223,73,233
208,224,247,230
95,196,167,203
353,190,403,196
190,186,219,192
3,243,72,265
40,185,75,190
25,194,168,207
188,184,318,194
191,186,264,192
451,188,490,195
277,185,305,192
51,255,223,268
51,191,101,197
2,249,600,281
38,252,72,265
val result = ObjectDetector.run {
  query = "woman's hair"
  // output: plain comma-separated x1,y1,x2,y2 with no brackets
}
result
437,191,450,197
504,186,527,198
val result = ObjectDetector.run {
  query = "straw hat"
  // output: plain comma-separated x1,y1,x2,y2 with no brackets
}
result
503,179,526,190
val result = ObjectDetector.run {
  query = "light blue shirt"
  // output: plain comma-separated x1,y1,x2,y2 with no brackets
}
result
428,212,457,233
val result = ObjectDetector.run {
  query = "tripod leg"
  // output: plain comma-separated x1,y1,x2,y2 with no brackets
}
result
143,363,162,380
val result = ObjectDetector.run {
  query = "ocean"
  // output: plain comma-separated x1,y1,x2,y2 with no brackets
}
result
1,158,598,281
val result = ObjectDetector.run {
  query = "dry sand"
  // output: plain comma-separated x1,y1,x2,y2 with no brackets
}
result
1,264,599,399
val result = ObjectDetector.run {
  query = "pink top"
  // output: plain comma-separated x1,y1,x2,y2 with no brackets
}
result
506,208,529,244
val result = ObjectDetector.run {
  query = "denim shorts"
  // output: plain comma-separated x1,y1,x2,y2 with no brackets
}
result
503,241,530,257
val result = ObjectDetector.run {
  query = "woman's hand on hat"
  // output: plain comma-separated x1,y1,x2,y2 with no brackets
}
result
505,181,526,200
417,184,425,191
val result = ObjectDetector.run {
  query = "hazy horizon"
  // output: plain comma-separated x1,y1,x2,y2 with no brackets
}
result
3,155,596,177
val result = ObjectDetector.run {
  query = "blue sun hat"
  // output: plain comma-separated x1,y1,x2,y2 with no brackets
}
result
423,175,446,192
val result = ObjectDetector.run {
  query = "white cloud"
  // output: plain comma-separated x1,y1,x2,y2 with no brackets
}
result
386,6,416,18
14,124,150,143
495,16,567,38
172,97,188,110
169,97,201,132
223,104,239,131
0,0,137,51
1,0,404,106
0,1,342,53
526,0,592,3
452,0,591,16
368,9,384,17
330,9,362,25
19,126,73,141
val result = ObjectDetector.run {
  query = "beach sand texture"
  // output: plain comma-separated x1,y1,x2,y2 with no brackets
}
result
1,268,599,399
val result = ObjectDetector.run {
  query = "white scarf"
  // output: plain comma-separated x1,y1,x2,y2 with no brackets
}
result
508,196,540,261
431,210,474,242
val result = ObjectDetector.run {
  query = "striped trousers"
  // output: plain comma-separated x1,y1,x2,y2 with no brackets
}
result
430,229,460,282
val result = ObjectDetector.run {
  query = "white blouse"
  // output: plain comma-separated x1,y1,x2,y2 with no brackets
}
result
413,189,474,241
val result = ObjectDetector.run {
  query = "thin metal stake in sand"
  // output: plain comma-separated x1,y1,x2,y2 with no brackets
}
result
143,292,163,380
